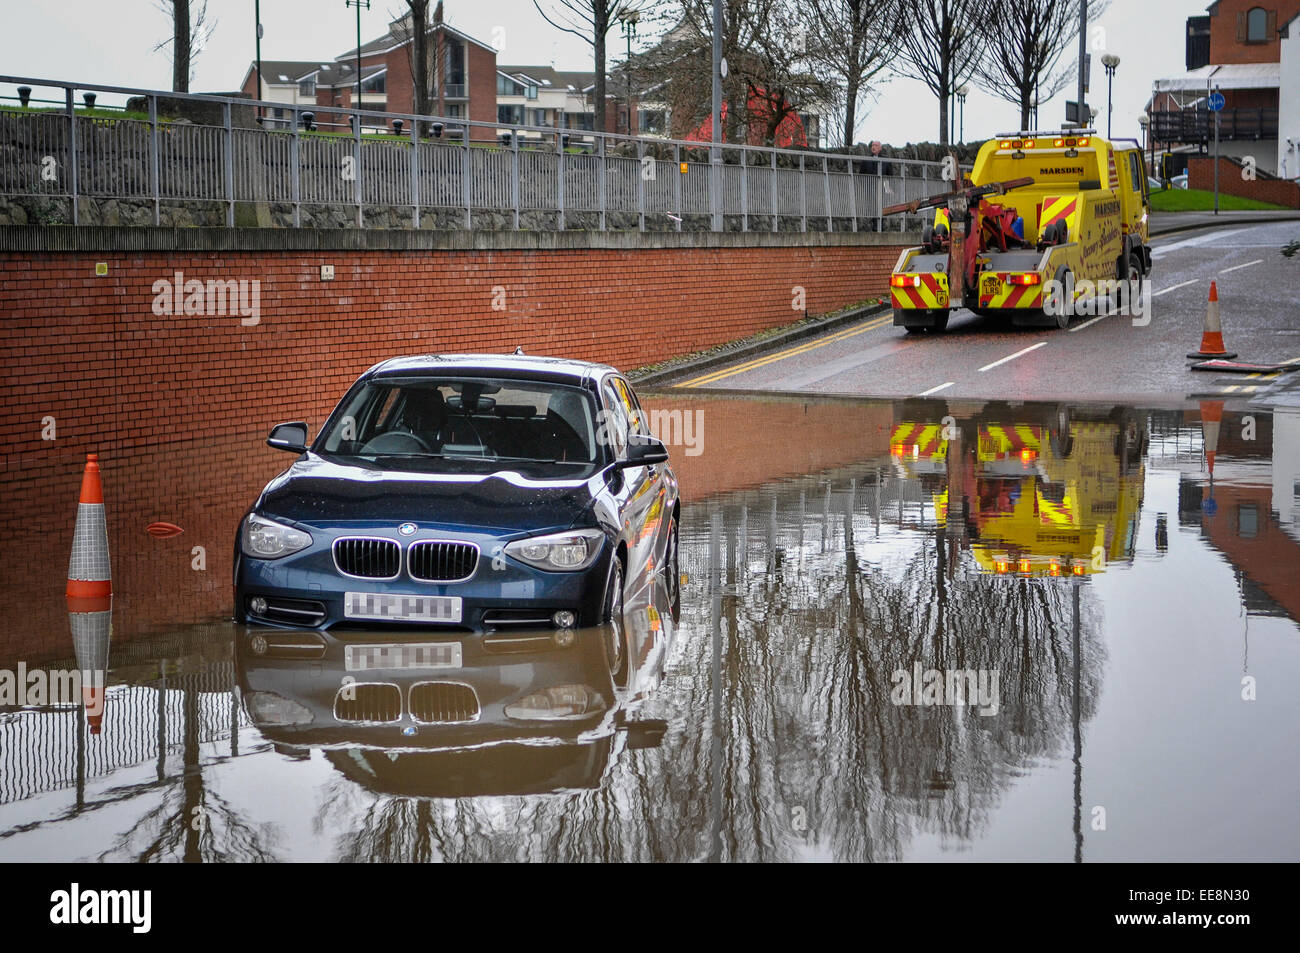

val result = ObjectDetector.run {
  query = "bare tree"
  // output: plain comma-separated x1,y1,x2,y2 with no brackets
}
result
973,0,1107,131
533,0,645,134
638,0,825,146
803,0,904,149
393,1,447,121
154,0,216,93
894,0,990,145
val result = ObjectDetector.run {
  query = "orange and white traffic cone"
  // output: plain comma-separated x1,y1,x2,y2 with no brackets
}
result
66,452,112,735
1187,281,1237,359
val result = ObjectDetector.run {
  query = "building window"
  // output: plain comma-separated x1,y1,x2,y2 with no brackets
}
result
497,74,524,96
361,73,385,94
1246,7,1268,42
299,79,316,97
498,104,524,125
567,112,594,131
638,109,665,135
526,84,538,100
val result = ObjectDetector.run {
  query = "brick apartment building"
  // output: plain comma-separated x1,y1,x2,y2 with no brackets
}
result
1149,0,1300,178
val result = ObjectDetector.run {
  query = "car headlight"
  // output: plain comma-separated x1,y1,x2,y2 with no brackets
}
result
505,684,606,721
504,528,604,571
242,513,312,559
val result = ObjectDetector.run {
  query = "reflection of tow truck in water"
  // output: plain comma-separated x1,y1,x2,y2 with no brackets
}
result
886,130,1152,333
890,402,1147,577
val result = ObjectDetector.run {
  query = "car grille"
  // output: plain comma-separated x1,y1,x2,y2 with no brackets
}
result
407,540,478,582
334,682,402,723
333,537,401,578
409,681,479,724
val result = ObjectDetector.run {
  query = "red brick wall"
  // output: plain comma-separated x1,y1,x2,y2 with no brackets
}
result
0,241,900,464
1188,155,1300,207
1208,0,1300,64
467,42,497,140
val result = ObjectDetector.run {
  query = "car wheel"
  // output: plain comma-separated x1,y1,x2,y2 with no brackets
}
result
602,556,628,686
664,513,680,605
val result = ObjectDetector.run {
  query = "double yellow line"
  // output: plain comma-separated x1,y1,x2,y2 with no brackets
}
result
677,313,895,388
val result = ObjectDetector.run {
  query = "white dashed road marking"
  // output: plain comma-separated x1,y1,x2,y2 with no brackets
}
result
978,342,1047,372
1219,259,1264,274
917,381,955,396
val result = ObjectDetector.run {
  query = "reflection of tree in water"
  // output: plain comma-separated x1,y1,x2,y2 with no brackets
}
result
306,468,1104,862
96,684,279,862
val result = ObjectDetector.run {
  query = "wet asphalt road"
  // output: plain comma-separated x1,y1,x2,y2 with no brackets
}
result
671,220,1300,406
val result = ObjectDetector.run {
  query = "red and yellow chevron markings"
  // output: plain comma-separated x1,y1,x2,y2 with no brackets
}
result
890,271,949,310
891,423,949,459
977,425,1043,462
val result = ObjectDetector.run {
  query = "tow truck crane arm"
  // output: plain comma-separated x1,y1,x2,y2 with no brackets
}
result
882,176,1036,217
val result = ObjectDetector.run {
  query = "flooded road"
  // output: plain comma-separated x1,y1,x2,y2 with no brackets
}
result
2,393,1299,862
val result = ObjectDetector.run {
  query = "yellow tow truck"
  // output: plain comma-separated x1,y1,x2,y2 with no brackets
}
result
887,129,1152,333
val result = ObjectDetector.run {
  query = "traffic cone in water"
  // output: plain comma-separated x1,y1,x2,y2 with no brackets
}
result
69,602,110,735
1199,400,1223,478
67,452,112,734
1187,282,1237,359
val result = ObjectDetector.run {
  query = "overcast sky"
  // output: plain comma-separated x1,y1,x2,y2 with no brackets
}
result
5,0,1202,147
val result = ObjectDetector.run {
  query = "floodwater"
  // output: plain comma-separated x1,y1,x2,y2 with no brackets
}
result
2,393,1298,862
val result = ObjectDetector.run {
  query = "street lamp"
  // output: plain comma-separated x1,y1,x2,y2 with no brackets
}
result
345,0,370,119
618,8,640,135
1101,53,1120,138
1138,113,1150,175
956,85,969,143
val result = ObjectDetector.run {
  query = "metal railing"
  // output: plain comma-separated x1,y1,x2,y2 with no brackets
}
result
0,75,947,232
1149,106,1279,144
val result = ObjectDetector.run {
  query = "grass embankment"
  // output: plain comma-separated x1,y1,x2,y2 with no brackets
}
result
1149,187,1287,212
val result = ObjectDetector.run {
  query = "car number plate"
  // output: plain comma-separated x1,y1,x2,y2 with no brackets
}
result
343,592,462,623
345,641,463,672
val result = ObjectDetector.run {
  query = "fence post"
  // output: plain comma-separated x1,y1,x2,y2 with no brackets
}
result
847,154,857,232
770,150,777,232
636,139,645,231
462,132,472,229
291,108,301,228
410,116,420,229
876,171,883,232
223,101,234,227
740,148,748,232
149,94,160,226
65,87,78,225
512,129,521,230
353,114,363,228
823,155,832,232
597,133,606,231
673,142,682,231
799,153,807,233
557,131,565,230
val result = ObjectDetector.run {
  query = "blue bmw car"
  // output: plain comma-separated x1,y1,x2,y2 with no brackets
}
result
234,354,679,676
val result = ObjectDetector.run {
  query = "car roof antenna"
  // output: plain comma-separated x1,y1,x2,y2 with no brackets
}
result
513,346,525,355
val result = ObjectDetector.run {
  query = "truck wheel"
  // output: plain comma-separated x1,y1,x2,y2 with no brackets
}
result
1047,266,1073,330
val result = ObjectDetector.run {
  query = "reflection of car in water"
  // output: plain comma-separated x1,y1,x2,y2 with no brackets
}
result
891,401,1147,577
236,569,678,798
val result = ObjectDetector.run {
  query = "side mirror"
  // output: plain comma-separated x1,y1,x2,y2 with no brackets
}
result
267,421,309,453
615,434,669,468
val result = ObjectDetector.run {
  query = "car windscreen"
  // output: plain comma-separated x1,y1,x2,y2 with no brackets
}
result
316,376,600,470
